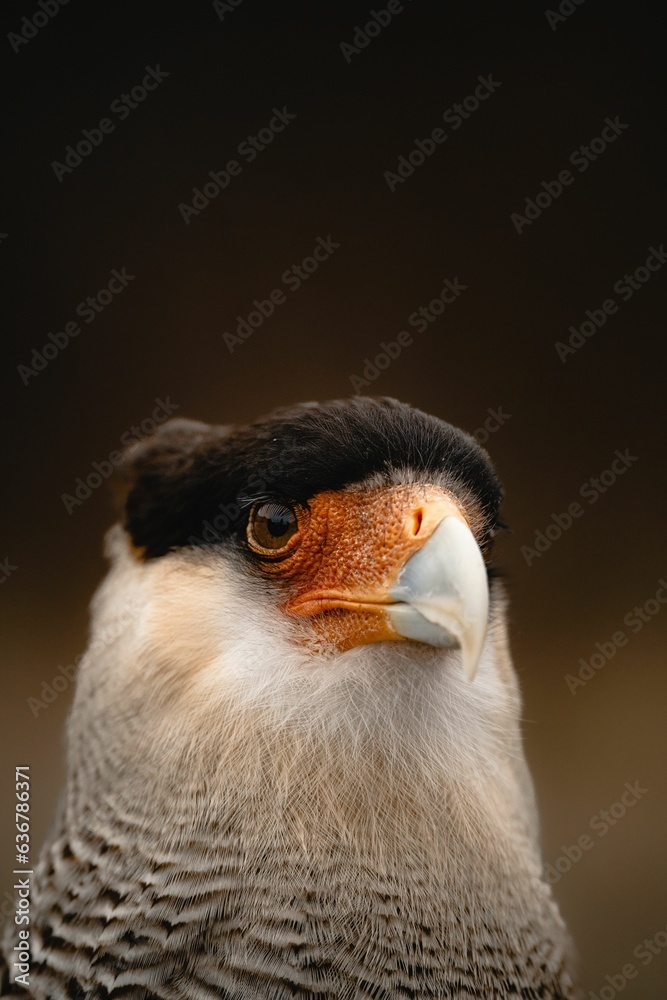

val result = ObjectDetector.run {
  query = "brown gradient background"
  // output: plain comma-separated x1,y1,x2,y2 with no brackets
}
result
1,1,666,995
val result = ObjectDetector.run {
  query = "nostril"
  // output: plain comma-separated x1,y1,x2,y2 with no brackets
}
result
411,509,424,536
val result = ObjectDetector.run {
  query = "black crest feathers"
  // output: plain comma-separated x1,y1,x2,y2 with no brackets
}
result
117,398,503,558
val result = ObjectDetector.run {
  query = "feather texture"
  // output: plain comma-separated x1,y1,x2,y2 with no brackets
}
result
2,400,578,998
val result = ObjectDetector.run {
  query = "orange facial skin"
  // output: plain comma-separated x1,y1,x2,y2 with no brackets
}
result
248,484,474,651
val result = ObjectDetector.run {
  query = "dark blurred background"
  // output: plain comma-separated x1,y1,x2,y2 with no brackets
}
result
2,1,666,995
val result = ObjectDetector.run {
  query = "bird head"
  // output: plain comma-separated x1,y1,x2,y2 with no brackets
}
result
70,396,524,859
116,396,502,679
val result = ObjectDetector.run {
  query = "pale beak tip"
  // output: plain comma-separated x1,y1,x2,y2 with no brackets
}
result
388,515,489,681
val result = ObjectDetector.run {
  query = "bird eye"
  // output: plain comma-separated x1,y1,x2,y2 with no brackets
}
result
247,501,299,554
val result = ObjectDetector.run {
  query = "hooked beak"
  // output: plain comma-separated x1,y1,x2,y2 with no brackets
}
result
387,516,489,681
284,486,490,681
